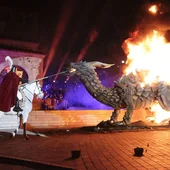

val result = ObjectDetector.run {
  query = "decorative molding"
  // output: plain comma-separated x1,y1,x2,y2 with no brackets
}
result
0,49,45,81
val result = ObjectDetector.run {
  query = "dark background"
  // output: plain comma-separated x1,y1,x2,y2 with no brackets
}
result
0,0,169,75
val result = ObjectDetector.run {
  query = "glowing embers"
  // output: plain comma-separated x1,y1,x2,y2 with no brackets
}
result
148,5,158,14
70,68,76,73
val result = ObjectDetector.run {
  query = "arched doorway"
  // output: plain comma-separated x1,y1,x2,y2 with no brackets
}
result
0,65,28,84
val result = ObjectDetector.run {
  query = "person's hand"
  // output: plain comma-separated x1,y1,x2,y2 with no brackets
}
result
27,80,32,84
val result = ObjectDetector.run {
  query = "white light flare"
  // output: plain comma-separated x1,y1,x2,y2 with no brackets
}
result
148,5,158,14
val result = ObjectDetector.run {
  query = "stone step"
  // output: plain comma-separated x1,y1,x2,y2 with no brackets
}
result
0,114,19,129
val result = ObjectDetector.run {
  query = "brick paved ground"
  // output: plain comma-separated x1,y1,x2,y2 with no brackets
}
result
0,129,170,169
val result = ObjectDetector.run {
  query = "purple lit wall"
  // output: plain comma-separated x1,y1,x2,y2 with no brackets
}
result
64,83,113,110
43,69,120,110
63,70,119,110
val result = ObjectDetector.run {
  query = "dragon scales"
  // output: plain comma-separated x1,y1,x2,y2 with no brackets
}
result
68,61,170,125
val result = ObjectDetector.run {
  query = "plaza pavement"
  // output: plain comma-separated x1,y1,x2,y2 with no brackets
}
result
0,128,170,169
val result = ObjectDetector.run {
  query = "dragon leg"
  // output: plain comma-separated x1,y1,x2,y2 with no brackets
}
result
123,104,134,125
110,109,119,122
122,93,134,125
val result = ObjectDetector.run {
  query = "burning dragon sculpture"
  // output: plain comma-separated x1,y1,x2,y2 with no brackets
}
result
68,61,170,125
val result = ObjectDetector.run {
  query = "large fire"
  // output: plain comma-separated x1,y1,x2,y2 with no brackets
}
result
123,30,170,124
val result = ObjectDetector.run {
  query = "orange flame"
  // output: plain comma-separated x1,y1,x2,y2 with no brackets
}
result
151,103,170,124
124,30,170,84
123,30,170,124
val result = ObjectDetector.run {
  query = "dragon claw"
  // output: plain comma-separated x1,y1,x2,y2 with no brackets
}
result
110,120,125,126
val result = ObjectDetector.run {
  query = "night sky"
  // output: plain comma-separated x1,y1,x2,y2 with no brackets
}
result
43,0,146,75
0,0,165,75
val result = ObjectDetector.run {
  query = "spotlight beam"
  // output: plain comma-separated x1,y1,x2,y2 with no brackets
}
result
43,1,76,76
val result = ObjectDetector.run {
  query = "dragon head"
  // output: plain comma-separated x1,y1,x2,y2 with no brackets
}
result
67,61,115,76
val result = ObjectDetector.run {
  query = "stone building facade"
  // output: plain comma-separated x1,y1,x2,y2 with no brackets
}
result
0,49,45,81
0,4,47,79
